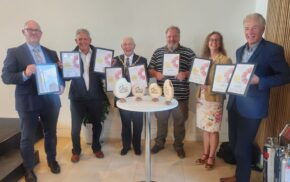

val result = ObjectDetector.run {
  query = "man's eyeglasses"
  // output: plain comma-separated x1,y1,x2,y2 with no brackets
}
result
24,28,42,33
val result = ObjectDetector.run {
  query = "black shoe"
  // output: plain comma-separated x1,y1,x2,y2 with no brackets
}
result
134,148,142,155
151,145,164,154
120,148,130,156
48,160,61,174
25,170,37,182
176,149,185,159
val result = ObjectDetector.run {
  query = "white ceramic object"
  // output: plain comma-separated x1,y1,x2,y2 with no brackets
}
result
149,83,162,102
163,79,174,104
113,78,131,101
132,85,145,101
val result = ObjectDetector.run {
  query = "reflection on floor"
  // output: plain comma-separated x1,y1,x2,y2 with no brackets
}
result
19,137,262,182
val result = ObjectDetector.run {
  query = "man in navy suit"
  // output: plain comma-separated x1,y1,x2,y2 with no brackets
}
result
2,20,64,182
220,13,290,182
68,29,106,163
113,37,147,155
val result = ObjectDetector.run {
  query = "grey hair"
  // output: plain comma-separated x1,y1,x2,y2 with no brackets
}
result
75,28,91,38
243,13,266,27
165,26,180,35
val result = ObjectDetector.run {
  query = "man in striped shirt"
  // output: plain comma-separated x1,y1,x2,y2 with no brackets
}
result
148,26,195,158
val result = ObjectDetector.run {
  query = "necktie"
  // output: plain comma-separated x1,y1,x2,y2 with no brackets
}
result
125,57,130,67
33,48,44,64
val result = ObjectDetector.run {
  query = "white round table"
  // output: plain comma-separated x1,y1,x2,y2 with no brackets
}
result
117,96,178,182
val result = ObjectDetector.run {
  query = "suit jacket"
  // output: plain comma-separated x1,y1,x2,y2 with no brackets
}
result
113,54,148,106
68,45,105,101
195,54,232,102
227,39,290,119
1,43,62,111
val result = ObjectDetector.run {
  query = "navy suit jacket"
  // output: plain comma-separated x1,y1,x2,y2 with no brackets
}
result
1,43,62,112
227,39,290,119
68,45,105,101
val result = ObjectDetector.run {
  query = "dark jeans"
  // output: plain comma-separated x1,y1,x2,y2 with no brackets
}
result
70,99,103,155
18,106,59,171
228,103,261,182
119,109,143,150
154,100,188,151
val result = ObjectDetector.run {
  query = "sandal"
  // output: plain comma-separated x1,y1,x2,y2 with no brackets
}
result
205,156,215,169
195,154,209,165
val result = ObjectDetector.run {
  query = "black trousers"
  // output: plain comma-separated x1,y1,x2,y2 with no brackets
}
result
70,99,103,155
119,109,143,150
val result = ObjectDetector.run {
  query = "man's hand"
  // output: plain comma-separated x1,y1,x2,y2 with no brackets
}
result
57,60,63,69
155,71,164,80
24,64,36,77
56,85,65,95
176,71,189,81
250,74,260,85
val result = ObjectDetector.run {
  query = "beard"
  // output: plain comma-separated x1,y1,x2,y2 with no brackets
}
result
167,43,178,52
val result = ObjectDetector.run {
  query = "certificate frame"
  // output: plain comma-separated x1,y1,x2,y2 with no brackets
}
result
162,53,180,76
94,47,114,73
128,64,148,88
105,67,123,92
211,64,235,94
35,64,60,95
60,51,81,78
188,57,211,85
226,63,256,96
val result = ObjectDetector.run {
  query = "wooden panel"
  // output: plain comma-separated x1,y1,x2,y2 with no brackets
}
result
255,0,290,149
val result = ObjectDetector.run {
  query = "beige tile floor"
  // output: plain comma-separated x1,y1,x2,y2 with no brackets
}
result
19,137,262,182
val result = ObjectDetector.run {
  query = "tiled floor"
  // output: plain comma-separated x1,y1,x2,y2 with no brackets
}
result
19,137,262,182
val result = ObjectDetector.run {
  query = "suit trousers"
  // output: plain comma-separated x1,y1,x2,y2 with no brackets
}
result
18,106,59,171
154,100,188,150
70,99,103,155
119,109,143,150
228,102,261,182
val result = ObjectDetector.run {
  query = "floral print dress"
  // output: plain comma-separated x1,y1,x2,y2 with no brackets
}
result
196,87,223,132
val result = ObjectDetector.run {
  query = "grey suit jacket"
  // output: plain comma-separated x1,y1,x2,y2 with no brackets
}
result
2,43,62,111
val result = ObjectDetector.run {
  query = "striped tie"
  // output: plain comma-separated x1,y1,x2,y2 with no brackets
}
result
33,48,44,64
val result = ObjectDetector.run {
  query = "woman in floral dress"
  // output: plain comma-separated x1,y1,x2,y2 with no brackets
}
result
195,31,232,169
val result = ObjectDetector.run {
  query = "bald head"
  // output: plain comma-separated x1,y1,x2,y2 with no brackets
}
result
22,20,42,46
121,36,136,56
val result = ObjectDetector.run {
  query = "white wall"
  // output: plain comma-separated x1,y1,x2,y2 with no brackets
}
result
0,0,262,141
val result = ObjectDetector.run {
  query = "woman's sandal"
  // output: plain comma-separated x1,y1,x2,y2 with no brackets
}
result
195,154,209,165
205,156,215,169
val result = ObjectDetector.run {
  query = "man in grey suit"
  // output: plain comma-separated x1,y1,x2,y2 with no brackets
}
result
1,20,64,182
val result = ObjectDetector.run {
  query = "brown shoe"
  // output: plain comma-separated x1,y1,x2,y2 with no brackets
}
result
195,154,209,165
205,156,215,170
71,154,80,163
95,150,104,158
220,175,236,182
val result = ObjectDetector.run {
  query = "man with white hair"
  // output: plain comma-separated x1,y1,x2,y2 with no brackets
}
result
220,13,290,182
113,36,147,155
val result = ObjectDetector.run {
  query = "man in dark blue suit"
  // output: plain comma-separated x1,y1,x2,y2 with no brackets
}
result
68,29,106,163
1,20,64,182
220,13,290,182
113,37,147,155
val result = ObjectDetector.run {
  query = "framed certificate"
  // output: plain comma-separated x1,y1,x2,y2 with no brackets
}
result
188,57,211,85
35,64,60,95
227,63,256,95
211,64,235,94
94,47,114,73
105,67,123,91
162,53,180,76
60,51,81,78
128,64,148,88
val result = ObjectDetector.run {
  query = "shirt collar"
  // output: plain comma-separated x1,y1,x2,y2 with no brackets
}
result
246,40,261,52
26,43,41,51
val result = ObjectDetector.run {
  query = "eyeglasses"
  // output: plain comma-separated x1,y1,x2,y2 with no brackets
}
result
209,38,221,42
24,28,42,33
